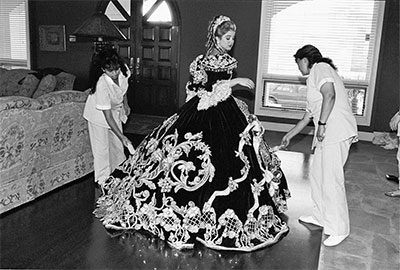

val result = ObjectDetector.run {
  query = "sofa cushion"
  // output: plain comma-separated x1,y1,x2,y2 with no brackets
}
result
32,74,57,98
0,69,33,97
20,74,40,97
54,72,76,91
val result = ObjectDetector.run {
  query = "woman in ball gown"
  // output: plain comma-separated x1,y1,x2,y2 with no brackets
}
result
94,15,290,252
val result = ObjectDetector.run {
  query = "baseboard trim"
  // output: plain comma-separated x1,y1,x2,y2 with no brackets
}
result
261,121,374,142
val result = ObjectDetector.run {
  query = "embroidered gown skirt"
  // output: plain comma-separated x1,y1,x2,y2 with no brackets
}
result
94,54,290,252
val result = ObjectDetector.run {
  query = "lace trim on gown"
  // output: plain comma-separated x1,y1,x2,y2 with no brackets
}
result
94,113,289,252
197,80,231,110
186,54,237,109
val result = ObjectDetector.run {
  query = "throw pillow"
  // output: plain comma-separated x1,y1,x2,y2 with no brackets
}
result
54,72,76,91
32,74,57,98
0,69,32,97
20,74,40,97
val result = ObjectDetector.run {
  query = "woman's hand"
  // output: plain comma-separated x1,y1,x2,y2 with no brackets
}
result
121,134,132,148
103,110,132,148
123,94,131,116
280,134,291,149
389,112,400,131
124,103,131,117
231,78,255,89
316,125,326,142
280,112,312,149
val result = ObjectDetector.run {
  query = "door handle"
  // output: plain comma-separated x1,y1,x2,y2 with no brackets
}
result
129,57,134,74
135,57,141,76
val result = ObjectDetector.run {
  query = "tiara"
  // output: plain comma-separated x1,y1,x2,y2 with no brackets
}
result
212,15,231,34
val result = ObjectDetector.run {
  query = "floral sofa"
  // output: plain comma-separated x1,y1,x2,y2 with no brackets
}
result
0,68,93,214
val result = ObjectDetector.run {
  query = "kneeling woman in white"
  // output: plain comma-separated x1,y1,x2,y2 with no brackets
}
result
281,45,358,247
83,48,133,187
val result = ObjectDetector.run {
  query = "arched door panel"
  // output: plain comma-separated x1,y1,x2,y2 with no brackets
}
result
103,0,180,116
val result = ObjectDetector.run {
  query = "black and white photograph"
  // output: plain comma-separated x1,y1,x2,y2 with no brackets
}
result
0,0,398,269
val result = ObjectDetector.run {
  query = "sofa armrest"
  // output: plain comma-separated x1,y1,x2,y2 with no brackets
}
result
0,90,89,112
36,90,89,109
0,96,42,112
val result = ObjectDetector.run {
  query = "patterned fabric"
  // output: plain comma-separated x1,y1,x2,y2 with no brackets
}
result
0,96,43,112
32,74,57,98
0,69,33,97
197,80,231,110
54,72,76,91
0,69,76,99
186,54,237,110
94,53,290,252
20,74,40,97
0,90,89,112
38,90,89,109
0,90,93,213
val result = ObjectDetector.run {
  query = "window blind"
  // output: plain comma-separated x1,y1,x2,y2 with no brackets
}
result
261,0,382,83
0,0,28,68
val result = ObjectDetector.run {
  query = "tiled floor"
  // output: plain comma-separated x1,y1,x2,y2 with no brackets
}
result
125,114,400,270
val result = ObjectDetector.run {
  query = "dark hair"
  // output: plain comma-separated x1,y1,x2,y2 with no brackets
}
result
89,47,128,94
294,44,337,70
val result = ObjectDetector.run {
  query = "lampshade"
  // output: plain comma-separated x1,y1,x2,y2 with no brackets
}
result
72,11,127,40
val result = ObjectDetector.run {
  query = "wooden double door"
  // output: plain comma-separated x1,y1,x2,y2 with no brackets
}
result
102,0,180,116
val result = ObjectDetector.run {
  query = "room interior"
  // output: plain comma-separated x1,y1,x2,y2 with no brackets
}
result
26,0,398,134
1,118,399,269
0,0,399,269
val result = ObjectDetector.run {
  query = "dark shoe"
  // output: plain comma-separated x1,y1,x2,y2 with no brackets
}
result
385,174,399,183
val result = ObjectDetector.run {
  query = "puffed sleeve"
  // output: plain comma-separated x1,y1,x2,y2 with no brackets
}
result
185,55,207,102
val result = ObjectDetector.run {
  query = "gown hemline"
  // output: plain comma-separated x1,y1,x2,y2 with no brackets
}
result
104,218,290,252
195,224,289,252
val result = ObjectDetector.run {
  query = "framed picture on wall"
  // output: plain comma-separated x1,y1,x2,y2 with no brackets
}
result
39,25,66,51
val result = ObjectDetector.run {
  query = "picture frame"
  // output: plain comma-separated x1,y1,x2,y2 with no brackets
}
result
39,25,66,51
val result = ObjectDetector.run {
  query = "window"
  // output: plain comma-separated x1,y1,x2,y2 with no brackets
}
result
105,0,172,23
255,0,385,126
0,0,30,69
143,0,172,22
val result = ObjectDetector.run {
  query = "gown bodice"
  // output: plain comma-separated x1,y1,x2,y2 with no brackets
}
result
186,53,237,92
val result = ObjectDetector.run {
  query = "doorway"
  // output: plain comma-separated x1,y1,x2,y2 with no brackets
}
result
101,0,180,116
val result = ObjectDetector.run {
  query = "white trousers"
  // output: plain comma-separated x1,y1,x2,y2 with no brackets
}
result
310,139,351,236
88,122,126,185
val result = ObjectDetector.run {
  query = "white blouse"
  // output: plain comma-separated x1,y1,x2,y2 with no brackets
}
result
306,63,358,148
83,68,130,128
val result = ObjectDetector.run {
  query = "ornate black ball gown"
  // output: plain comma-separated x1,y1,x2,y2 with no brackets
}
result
94,53,290,252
